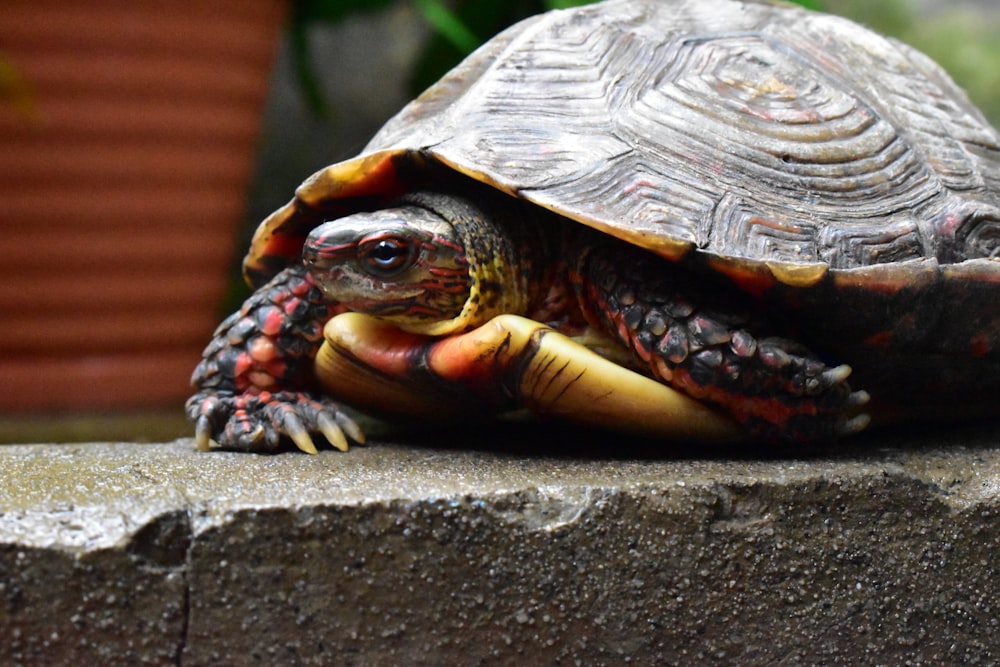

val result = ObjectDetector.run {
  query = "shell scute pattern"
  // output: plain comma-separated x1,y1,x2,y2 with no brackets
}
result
358,0,1000,271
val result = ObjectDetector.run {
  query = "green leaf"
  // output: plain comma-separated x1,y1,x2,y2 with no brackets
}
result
287,0,402,119
288,22,335,120
413,0,481,53
407,0,538,93
544,0,598,9
786,0,824,8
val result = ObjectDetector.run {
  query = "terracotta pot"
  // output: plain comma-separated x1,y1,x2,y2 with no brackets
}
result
0,0,286,413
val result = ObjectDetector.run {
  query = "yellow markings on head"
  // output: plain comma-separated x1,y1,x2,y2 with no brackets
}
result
393,243,515,337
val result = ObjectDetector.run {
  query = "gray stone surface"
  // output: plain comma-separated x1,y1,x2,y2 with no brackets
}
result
1,428,999,665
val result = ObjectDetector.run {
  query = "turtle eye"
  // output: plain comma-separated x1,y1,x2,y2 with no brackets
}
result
360,235,415,277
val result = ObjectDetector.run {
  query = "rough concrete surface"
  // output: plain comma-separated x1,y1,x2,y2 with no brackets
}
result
1,426,999,665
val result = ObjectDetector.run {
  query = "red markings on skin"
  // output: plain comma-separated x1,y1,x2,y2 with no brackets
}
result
423,269,471,294
261,306,285,336
283,297,303,315
234,352,253,378
309,240,359,262
671,367,808,435
425,334,503,389
632,337,653,364
232,332,294,393
427,235,464,254
346,325,433,377
589,268,827,436
291,278,314,297
233,374,252,393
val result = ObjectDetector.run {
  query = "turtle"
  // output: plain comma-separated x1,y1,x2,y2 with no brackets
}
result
188,0,1000,453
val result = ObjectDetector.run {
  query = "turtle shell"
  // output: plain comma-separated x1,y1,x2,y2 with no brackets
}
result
246,0,1000,292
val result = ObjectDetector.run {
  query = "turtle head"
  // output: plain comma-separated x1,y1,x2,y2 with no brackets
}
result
303,191,540,335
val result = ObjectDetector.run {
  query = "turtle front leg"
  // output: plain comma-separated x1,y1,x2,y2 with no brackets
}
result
315,312,743,442
187,265,365,453
578,246,871,443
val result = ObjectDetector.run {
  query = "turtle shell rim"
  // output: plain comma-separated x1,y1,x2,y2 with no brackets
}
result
244,147,1000,294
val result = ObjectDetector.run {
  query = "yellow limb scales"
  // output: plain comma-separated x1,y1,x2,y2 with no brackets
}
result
317,312,743,442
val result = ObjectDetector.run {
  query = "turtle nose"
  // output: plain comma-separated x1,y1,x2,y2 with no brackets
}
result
301,240,321,268
304,222,362,270
302,228,338,269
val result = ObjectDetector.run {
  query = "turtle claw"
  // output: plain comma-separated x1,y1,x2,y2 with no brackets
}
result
186,390,365,453
317,412,349,452
234,423,271,452
195,414,213,452
848,389,871,407
820,364,853,386
836,390,872,437
335,411,366,445
282,412,319,454
840,412,872,436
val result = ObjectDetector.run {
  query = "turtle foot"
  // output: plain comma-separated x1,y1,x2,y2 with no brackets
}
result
186,390,365,454
709,342,873,443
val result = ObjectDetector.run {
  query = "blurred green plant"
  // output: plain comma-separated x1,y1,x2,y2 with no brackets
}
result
290,0,602,118
290,0,998,128
290,0,828,118
823,0,1000,125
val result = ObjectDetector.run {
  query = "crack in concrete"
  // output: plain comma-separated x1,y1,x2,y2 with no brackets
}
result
175,509,194,667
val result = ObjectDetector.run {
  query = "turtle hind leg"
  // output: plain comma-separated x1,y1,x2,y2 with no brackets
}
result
578,245,870,443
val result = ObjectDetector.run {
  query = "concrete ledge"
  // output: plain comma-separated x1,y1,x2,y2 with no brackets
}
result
2,428,999,664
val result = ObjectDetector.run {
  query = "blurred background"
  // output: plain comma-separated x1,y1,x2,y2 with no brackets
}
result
1,0,998,442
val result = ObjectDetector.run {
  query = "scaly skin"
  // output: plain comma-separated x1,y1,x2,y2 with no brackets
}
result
186,265,364,452
190,190,871,451
575,240,870,442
